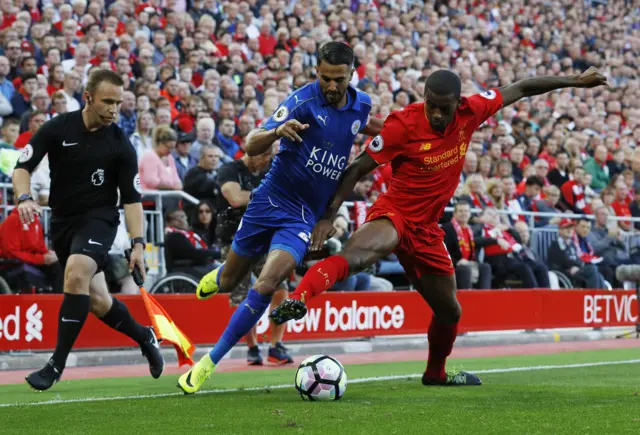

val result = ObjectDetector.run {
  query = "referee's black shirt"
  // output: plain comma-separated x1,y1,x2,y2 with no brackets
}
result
14,110,142,218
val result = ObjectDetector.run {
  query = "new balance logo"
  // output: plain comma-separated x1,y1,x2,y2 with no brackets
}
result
317,115,328,126
88,239,102,246
244,303,258,315
62,140,78,147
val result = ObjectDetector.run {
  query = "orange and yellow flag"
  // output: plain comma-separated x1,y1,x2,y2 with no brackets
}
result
140,288,195,367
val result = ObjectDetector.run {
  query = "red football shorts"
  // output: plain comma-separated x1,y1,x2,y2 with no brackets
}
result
365,196,454,280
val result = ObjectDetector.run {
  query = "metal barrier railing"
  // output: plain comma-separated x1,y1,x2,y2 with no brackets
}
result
2,182,639,285
0,183,199,282
342,201,640,260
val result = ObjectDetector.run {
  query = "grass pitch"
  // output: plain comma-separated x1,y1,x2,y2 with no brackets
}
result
0,348,639,434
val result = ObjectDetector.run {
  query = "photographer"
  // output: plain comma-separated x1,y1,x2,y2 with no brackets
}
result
216,144,294,365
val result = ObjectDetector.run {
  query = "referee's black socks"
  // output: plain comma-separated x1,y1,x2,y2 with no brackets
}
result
99,297,149,344
51,293,90,371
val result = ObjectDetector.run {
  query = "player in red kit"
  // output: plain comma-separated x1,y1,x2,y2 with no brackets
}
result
270,67,608,386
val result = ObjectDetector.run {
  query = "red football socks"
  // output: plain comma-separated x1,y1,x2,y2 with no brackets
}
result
289,256,350,301
424,317,458,381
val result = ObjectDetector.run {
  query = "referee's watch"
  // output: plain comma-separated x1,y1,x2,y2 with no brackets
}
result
131,237,146,249
17,193,34,205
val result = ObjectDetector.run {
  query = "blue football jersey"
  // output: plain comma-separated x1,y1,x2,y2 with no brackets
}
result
258,81,372,222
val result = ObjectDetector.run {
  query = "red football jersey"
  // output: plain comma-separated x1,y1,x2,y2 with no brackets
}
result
366,89,504,224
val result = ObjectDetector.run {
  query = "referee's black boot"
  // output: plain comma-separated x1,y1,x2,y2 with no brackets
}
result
26,359,62,391
140,326,164,379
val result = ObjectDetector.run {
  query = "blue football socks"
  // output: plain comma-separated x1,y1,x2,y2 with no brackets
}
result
208,289,272,364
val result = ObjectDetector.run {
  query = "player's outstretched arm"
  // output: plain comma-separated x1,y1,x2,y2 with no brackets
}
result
245,127,279,156
245,120,309,156
310,151,379,250
499,67,608,107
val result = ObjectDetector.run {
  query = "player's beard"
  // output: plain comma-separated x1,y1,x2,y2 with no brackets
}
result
326,90,343,104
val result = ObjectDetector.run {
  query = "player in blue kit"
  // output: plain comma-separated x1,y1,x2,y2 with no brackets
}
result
178,42,383,393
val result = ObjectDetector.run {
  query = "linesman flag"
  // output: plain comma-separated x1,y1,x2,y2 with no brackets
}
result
140,288,195,367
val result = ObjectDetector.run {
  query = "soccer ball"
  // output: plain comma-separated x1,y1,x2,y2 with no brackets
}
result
294,355,347,401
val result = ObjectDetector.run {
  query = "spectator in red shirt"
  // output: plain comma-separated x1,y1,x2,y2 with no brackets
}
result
561,166,590,214
517,159,550,197
611,178,633,231
89,41,115,69
160,77,180,110
11,56,37,90
215,33,232,58
257,22,276,57
0,211,63,292
14,110,46,149
52,4,73,33
520,28,537,49
538,137,559,169
25,0,41,22
174,95,200,133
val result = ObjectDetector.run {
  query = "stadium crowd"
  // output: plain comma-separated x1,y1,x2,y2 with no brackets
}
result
0,0,639,293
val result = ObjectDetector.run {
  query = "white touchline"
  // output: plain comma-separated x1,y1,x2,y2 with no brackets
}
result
1,359,639,409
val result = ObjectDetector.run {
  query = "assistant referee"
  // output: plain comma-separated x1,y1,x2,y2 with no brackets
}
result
13,70,164,391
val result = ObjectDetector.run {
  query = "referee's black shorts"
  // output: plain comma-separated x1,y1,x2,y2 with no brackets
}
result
51,210,119,273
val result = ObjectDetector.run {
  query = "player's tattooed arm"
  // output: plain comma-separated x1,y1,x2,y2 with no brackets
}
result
499,67,608,107
360,116,384,136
